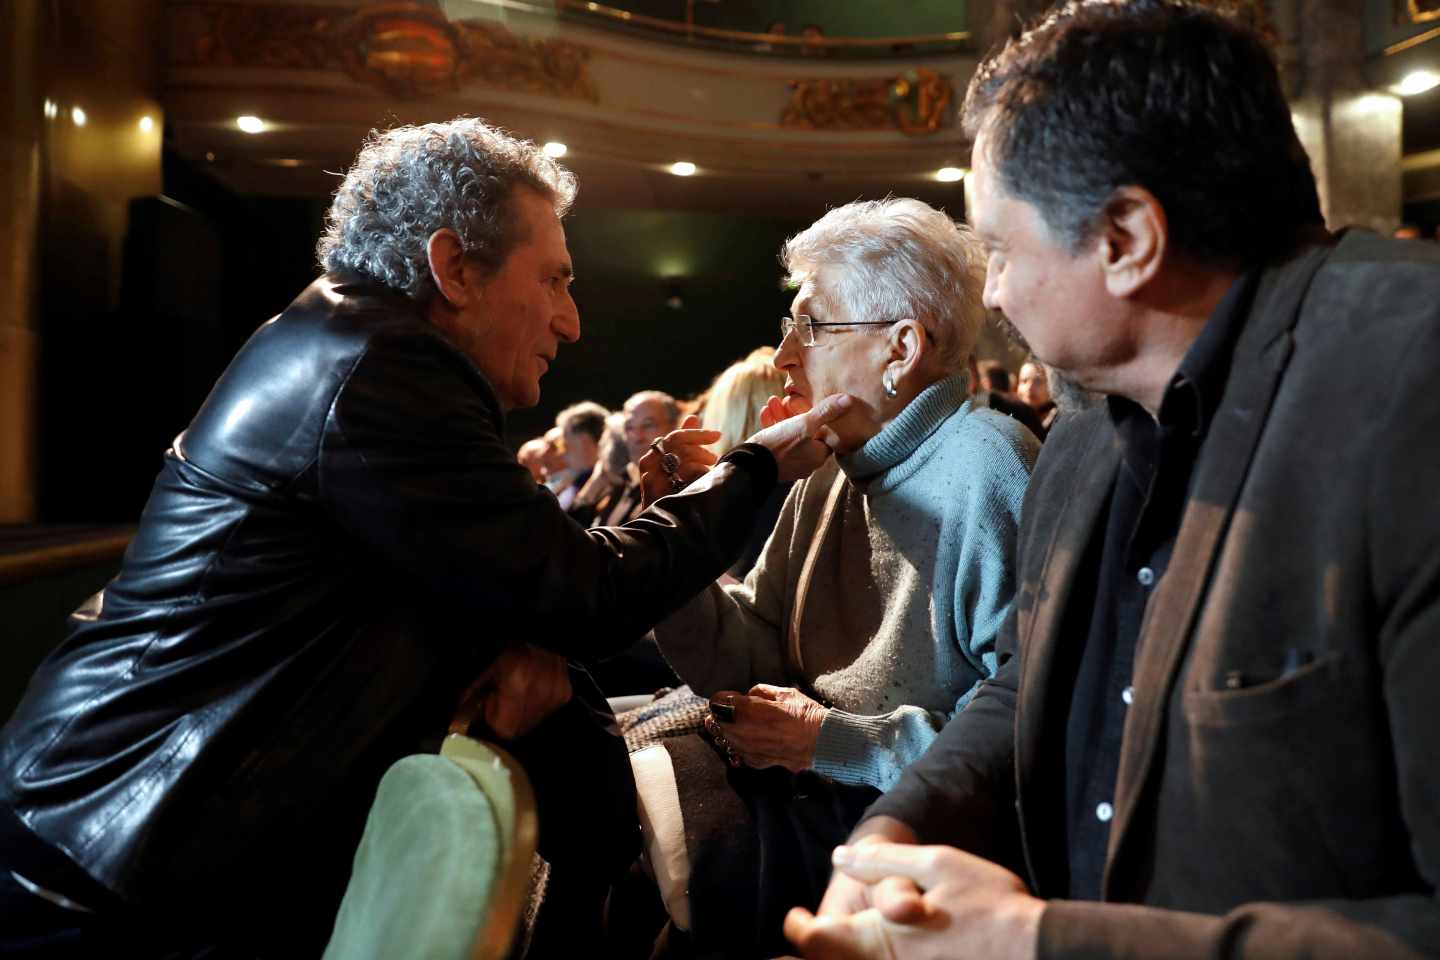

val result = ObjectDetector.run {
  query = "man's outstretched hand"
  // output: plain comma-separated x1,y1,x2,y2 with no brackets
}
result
749,393,852,482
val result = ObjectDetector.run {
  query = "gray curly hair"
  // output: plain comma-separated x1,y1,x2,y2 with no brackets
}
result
317,118,577,300
781,198,985,374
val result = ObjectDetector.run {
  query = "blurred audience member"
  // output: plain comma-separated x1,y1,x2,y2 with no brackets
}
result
754,19,786,52
539,425,572,493
700,346,789,579
978,359,1013,394
554,401,608,511
601,390,681,528
969,355,1044,438
569,412,630,527
517,435,550,483
800,22,826,55
1016,359,1057,436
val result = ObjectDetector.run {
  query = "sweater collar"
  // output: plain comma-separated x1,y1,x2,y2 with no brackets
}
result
837,375,970,483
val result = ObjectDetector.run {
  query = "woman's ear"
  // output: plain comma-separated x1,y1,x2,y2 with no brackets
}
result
427,228,471,308
1097,186,1167,300
886,319,929,385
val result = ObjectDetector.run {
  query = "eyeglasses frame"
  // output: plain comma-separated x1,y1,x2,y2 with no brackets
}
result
779,314,915,347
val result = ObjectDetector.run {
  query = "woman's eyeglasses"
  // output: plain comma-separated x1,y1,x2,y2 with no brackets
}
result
779,314,913,347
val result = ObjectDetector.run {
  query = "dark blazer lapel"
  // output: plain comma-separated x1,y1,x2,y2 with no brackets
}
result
1102,241,1336,896
1015,417,1120,892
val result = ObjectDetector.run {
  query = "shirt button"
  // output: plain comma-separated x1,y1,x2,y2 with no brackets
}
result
1096,802,1114,823
1136,566,1156,587
1121,686,1134,705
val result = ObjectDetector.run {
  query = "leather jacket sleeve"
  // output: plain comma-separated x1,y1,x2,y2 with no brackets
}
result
321,330,776,662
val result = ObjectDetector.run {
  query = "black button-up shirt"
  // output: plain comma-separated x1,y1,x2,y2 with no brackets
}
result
1062,273,1256,901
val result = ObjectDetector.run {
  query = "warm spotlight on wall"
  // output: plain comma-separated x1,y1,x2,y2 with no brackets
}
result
935,166,967,183
669,161,697,177
139,115,154,133
543,141,568,158
1393,70,1440,97
71,106,87,127
236,115,266,134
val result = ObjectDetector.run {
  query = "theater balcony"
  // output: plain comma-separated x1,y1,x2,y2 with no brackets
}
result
161,0,981,216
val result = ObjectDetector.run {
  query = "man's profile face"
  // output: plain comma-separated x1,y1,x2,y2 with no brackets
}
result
442,188,579,410
969,124,1114,385
623,400,674,463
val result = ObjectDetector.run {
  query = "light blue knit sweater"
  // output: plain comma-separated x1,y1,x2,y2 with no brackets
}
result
653,375,1037,790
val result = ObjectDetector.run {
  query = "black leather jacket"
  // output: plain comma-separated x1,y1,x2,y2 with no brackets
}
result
0,273,775,946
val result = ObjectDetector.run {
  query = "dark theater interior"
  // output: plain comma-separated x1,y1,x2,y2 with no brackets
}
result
3,1,1440,957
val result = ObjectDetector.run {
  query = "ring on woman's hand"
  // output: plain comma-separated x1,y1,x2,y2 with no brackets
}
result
708,724,742,767
708,694,736,724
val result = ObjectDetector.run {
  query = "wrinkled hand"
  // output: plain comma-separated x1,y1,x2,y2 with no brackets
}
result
783,843,1043,960
637,414,721,508
705,684,828,772
749,393,853,482
469,645,573,740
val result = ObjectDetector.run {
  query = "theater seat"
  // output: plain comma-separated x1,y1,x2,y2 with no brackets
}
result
322,734,537,960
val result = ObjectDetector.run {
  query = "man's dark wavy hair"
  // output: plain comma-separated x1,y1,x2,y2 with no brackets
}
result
963,0,1324,268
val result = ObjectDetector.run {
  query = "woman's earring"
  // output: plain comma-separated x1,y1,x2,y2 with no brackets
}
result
882,369,898,398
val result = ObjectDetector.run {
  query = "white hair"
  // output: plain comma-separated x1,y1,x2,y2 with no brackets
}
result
781,197,986,374
317,118,577,301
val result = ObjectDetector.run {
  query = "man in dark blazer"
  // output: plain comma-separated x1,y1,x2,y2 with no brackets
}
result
785,2,1440,958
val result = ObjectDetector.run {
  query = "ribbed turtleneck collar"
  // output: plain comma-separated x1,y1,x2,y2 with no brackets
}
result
837,375,970,485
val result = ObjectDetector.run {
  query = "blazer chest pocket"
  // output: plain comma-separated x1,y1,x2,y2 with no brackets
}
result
1181,649,1346,728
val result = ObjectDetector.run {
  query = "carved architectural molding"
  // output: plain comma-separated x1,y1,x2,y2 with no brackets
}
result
170,2,596,101
780,68,953,135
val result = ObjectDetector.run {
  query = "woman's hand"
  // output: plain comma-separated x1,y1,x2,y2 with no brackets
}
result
704,683,828,772
637,414,721,508
748,393,853,482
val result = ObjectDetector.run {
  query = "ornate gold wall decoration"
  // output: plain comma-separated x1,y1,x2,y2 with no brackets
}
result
172,3,595,101
335,5,469,98
457,20,596,102
780,68,952,136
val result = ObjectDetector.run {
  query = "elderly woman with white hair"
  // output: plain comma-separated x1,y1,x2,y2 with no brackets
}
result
628,198,1039,957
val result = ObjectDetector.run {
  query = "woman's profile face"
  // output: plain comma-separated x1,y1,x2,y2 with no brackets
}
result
775,272,892,419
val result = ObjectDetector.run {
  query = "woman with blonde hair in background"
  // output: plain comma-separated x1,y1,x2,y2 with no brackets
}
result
701,347,790,579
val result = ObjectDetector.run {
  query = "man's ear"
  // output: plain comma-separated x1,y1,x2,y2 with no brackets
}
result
427,228,472,308
1097,186,1167,299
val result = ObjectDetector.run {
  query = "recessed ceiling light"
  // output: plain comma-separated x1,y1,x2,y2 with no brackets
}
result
542,141,568,158
236,115,266,134
1393,70,1440,97
139,115,154,133
43,99,57,119
71,106,86,127
936,166,967,183
670,161,697,177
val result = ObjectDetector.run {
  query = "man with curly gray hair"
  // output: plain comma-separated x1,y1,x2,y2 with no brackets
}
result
0,117,854,955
